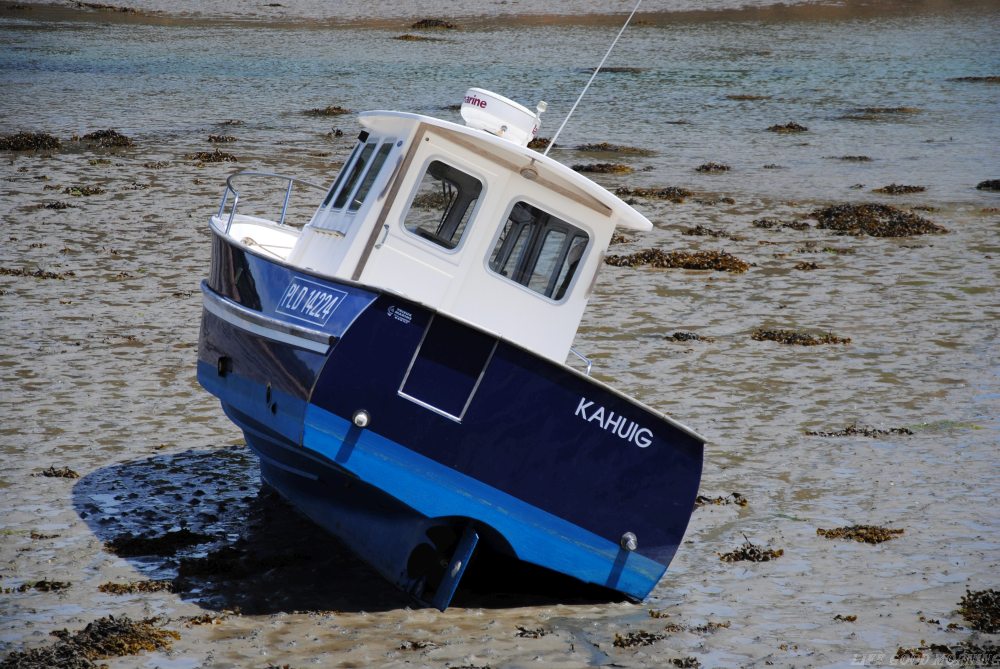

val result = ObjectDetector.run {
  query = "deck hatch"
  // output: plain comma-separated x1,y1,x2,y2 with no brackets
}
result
398,316,497,422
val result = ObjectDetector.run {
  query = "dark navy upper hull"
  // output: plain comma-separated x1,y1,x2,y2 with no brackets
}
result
198,231,703,608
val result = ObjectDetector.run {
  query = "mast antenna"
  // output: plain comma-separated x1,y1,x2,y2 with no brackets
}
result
543,0,643,157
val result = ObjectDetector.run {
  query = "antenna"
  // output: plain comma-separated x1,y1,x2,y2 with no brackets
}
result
543,0,643,157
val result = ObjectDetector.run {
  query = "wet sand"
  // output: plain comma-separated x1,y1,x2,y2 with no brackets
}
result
1,3,999,668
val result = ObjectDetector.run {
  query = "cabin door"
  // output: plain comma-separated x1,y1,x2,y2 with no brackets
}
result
357,133,493,307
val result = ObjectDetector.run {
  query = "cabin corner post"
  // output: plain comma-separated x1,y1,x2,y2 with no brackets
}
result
352,124,429,281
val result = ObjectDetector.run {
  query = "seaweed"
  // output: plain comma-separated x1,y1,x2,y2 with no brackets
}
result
514,626,547,638
80,129,133,148
834,155,873,162
98,580,174,595
767,122,807,133
752,217,809,231
187,149,237,163
695,162,730,173
303,105,352,117
834,614,858,622
793,261,819,271
682,225,727,237
63,186,105,197
1,267,76,280
0,132,61,151
614,185,691,202
958,588,999,633
394,34,443,42
695,492,747,507
718,537,783,562
751,329,850,345
576,142,654,156
873,184,925,194
811,203,947,237
35,466,80,478
571,163,634,174
527,137,553,150
816,525,904,544
613,630,665,648
605,249,750,273
207,134,236,143
0,615,178,669
410,18,457,29
806,422,913,437
976,179,1000,191
727,94,770,101
6,579,72,593
894,640,997,664
948,76,1000,83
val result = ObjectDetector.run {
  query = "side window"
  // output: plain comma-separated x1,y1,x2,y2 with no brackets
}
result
403,161,482,250
488,202,589,301
349,143,394,212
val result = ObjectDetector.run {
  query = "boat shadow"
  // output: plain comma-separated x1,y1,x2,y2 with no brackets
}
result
72,446,620,614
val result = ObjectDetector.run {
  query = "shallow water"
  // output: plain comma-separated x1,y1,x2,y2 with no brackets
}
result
1,1,998,667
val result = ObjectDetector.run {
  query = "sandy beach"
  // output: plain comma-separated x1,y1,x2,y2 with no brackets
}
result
1,1,998,667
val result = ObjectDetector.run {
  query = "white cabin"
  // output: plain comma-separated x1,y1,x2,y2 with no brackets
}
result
217,90,652,364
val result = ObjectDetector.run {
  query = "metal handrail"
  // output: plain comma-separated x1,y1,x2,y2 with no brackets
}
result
216,171,326,235
569,347,593,376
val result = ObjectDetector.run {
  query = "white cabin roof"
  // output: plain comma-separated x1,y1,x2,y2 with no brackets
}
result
358,110,653,232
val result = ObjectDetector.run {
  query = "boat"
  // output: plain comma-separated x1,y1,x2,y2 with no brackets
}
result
196,87,704,610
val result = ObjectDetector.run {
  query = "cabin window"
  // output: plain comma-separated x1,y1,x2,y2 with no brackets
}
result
403,161,482,250
349,143,394,212
488,202,589,301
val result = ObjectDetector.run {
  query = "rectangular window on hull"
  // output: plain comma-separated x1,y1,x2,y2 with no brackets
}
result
488,202,589,301
403,160,482,250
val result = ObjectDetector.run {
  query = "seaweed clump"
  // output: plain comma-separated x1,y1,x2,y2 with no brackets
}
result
605,249,750,273
577,142,653,156
615,186,691,202
719,537,783,562
752,217,809,231
751,329,850,345
187,149,237,164
1,267,76,280
767,122,807,133
665,332,715,343
873,184,925,194
613,630,666,648
976,179,1000,191
695,162,730,173
303,105,352,117
816,525,904,544
207,134,236,143
527,137,553,151
949,76,1000,83
36,466,80,478
958,588,999,633
894,641,998,665
806,422,913,437
811,203,947,237
695,492,747,507
80,129,133,148
98,580,174,595
0,615,179,669
410,18,457,29
394,34,443,42
571,163,634,174
0,132,61,151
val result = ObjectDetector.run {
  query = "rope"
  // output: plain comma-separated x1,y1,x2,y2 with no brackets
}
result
543,0,643,157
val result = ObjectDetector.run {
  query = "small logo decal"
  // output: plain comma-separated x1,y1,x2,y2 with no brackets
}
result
387,306,412,324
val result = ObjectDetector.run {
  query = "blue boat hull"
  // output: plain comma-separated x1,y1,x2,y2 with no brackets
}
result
198,232,703,609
